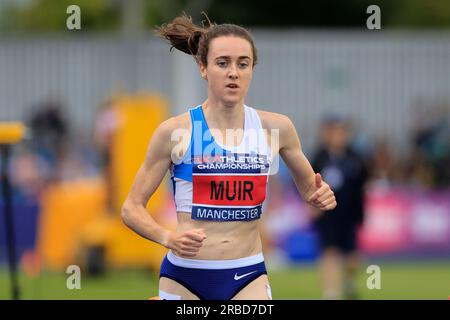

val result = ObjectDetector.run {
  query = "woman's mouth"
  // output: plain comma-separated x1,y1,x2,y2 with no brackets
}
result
226,83,239,90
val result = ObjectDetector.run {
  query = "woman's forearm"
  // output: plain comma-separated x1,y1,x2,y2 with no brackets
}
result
299,174,317,201
121,202,171,248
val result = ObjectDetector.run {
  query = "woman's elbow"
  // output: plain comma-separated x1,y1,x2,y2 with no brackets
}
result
121,201,135,227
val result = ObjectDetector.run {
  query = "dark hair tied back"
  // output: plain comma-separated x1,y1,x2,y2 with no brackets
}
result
155,12,258,67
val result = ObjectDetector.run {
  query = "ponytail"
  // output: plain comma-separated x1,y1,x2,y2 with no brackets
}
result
155,12,258,67
155,13,213,57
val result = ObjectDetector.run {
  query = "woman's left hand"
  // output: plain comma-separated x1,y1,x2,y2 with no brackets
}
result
307,173,337,211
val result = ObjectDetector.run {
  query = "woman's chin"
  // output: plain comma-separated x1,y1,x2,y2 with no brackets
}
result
221,97,243,107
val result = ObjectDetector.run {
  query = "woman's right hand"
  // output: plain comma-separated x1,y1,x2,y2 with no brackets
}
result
165,228,207,258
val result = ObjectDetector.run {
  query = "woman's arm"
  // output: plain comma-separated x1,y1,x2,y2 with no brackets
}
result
121,118,206,257
277,115,337,211
121,119,173,246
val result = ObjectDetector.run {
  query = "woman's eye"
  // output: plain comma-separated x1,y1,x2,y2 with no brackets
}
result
217,61,227,67
239,63,249,68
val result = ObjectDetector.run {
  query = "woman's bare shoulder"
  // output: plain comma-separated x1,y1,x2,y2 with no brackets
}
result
155,112,192,161
254,108,293,131
158,111,191,133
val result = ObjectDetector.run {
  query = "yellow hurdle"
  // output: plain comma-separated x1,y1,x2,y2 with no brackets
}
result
0,122,26,144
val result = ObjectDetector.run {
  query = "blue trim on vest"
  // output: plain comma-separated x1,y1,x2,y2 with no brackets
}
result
172,107,196,182
172,105,228,182
173,162,192,182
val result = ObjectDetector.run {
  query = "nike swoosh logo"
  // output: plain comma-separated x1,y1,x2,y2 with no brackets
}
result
234,271,257,281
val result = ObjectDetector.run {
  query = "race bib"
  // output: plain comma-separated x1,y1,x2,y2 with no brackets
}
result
191,153,270,221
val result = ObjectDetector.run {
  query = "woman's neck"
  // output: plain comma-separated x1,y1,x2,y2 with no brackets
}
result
201,98,245,131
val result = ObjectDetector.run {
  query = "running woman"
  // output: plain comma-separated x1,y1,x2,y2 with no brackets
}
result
121,13,337,300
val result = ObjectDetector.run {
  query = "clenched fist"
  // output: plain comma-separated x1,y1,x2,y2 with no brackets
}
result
307,173,337,211
166,228,207,258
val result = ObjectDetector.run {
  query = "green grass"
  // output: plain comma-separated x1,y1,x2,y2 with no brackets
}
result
1,260,449,300
0,268,159,300
269,260,450,300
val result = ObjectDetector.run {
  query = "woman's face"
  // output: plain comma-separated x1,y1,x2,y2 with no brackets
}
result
200,36,254,107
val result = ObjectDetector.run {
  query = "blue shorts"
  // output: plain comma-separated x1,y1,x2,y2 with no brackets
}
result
159,251,267,300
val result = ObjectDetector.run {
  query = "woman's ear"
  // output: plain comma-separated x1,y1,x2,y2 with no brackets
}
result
199,62,207,80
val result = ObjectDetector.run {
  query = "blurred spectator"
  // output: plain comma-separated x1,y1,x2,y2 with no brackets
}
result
24,98,100,185
310,114,369,299
29,100,68,160
93,99,121,212
9,145,50,198
27,99,69,182
367,137,397,188
408,103,450,188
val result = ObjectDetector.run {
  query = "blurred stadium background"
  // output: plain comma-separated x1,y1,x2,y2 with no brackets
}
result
0,0,449,299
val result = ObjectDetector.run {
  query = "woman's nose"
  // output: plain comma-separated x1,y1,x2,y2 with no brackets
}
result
228,69,238,79
228,64,238,79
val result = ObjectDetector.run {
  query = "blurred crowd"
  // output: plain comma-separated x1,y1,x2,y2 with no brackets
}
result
367,103,450,189
7,98,118,202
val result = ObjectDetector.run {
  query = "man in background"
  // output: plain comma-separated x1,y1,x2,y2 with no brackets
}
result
311,114,369,299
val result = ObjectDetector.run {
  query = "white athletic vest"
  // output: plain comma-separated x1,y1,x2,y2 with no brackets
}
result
170,105,272,222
